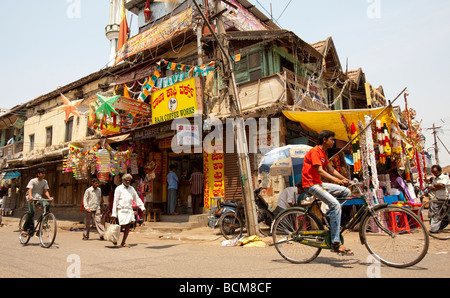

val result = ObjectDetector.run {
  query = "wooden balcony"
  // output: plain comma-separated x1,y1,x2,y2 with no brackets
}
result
0,141,23,169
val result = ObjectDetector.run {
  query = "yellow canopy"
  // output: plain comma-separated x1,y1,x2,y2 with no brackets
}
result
283,107,397,142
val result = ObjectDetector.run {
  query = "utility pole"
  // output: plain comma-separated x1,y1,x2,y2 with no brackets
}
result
193,0,260,236
431,123,441,165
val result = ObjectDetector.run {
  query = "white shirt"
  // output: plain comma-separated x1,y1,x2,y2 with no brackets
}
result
277,187,298,209
83,186,102,211
112,184,145,218
431,174,450,200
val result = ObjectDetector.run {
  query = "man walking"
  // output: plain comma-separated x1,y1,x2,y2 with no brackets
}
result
112,174,146,248
82,178,105,241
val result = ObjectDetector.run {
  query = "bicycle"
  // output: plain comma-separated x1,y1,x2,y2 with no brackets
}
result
219,188,274,240
272,180,429,268
419,185,450,240
18,197,57,248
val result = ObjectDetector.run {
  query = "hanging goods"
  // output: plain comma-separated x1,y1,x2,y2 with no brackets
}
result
350,123,361,174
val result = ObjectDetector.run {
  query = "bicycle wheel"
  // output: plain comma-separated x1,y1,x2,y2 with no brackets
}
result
18,213,31,245
39,213,57,248
219,211,244,240
419,199,450,240
272,208,324,264
361,206,429,268
257,209,273,237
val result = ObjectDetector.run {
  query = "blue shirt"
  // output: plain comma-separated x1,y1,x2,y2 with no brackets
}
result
167,171,179,190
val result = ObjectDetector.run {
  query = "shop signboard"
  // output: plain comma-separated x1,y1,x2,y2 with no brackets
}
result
115,8,193,64
115,96,152,117
203,147,225,210
151,77,203,125
175,124,201,146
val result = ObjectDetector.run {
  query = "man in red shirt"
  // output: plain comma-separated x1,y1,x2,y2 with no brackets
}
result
302,130,353,256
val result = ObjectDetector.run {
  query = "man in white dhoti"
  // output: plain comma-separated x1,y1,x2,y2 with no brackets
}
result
112,174,146,248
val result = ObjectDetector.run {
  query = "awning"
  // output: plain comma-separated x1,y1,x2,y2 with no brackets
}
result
283,106,398,142
2,171,21,179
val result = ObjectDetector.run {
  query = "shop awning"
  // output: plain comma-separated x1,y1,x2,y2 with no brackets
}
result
283,106,398,142
2,171,21,180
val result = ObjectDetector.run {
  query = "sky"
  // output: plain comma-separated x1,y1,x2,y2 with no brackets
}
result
0,0,449,166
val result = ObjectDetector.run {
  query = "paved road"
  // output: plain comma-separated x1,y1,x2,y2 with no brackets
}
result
0,217,448,280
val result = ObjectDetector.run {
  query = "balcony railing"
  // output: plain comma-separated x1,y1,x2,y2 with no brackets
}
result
0,141,23,167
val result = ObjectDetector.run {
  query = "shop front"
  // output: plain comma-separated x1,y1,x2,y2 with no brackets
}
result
282,102,427,220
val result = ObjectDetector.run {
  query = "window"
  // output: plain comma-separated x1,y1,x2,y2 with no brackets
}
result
65,119,73,142
234,48,265,84
46,126,53,147
327,89,335,110
29,134,35,151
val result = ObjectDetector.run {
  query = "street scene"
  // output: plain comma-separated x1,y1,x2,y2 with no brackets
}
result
1,0,450,281
0,215,449,280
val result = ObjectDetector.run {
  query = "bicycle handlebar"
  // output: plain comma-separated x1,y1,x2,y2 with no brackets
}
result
31,198,54,202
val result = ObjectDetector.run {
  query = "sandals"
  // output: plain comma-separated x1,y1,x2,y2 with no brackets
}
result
331,243,354,256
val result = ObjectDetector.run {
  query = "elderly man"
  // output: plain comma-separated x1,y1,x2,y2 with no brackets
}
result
111,174,146,248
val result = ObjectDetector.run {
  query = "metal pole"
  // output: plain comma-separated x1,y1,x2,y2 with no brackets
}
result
192,0,259,236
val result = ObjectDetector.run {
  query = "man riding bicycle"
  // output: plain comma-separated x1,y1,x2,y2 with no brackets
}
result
23,168,54,235
302,130,353,256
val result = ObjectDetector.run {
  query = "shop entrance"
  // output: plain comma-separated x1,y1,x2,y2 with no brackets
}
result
168,152,203,214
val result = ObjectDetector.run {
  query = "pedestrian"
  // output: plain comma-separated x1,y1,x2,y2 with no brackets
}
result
189,165,204,215
167,165,185,215
302,130,353,256
273,182,302,217
82,178,105,241
23,168,53,235
111,174,146,248
426,165,450,233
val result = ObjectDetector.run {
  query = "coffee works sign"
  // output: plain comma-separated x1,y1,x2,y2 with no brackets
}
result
151,77,203,125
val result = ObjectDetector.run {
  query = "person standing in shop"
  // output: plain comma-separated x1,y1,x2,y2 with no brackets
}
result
167,165,184,215
82,178,105,241
189,165,204,215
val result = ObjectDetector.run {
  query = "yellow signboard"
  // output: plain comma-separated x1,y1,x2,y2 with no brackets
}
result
203,150,225,210
151,77,203,124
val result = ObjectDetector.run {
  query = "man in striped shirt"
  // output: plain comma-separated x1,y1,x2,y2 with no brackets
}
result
189,165,204,215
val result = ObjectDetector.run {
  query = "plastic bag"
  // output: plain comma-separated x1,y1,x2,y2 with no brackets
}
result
238,235,266,248
104,223,121,244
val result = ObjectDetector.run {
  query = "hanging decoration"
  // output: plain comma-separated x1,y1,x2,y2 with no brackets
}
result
138,59,216,102
94,94,121,119
144,0,152,22
52,94,82,122
350,123,361,174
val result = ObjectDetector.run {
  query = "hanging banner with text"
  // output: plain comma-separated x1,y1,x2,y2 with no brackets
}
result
203,149,225,210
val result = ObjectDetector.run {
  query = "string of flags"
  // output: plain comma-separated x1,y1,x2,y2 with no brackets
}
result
137,59,216,102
